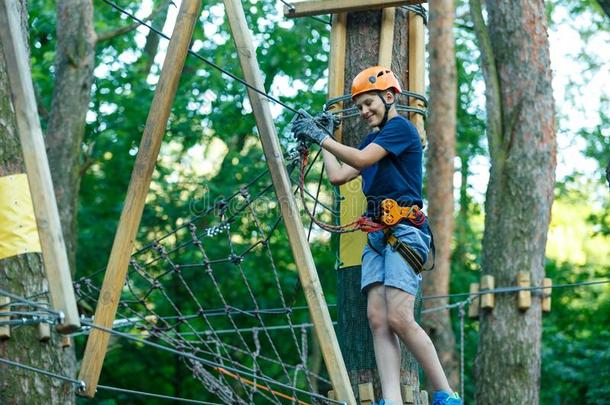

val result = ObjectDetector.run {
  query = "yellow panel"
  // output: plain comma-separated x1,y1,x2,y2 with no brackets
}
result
0,174,42,260
339,177,368,268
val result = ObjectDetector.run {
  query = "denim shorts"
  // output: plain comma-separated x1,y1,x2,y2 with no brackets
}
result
361,223,432,296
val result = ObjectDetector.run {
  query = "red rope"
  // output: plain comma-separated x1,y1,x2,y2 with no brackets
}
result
299,147,384,234
298,146,426,234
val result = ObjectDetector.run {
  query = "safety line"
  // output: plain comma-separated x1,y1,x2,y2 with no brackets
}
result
0,357,221,404
422,279,610,301
81,320,345,404
0,288,62,318
100,0,300,114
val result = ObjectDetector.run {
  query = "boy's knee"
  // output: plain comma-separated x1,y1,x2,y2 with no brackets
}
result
387,311,417,333
367,307,388,332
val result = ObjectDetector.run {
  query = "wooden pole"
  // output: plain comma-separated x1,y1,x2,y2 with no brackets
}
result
222,1,356,403
408,9,426,141
378,7,396,68
328,13,347,142
284,0,425,18
77,0,201,397
0,1,80,332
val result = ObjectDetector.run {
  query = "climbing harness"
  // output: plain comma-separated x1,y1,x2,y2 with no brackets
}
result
295,110,434,271
379,198,426,227
384,229,428,274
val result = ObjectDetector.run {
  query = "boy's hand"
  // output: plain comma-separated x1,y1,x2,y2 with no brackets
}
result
291,109,339,146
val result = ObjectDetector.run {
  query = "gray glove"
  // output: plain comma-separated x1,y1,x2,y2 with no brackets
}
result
291,109,339,145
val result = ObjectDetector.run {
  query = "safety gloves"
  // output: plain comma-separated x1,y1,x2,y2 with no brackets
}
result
291,109,340,146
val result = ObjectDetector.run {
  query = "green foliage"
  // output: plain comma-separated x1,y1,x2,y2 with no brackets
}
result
23,0,610,402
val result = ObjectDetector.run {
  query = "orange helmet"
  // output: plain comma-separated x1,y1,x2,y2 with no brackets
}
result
351,66,402,99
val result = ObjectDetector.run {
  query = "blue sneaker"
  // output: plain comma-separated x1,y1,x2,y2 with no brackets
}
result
432,391,463,405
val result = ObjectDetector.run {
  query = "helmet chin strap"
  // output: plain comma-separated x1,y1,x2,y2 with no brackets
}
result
377,92,395,128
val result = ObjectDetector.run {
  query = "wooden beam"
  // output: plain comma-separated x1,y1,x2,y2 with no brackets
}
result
0,1,80,333
468,283,480,319
401,384,415,404
480,275,495,310
358,382,375,405
408,9,426,142
328,12,346,142
77,0,201,397
284,0,426,18
517,272,531,311
222,1,356,403
0,297,10,339
378,7,396,67
542,278,552,313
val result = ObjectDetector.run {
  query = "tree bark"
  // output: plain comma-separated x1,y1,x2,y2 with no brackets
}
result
338,7,422,401
0,2,76,403
470,1,556,403
423,0,459,393
45,0,96,272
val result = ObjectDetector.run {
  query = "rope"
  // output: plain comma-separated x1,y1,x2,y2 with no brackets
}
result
422,279,610,301
67,145,338,403
100,0,299,114
0,288,62,319
0,357,222,404
458,302,465,399
0,357,85,389
81,320,344,404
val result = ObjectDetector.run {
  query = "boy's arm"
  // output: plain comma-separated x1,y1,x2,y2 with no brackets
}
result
321,137,388,171
321,149,360,186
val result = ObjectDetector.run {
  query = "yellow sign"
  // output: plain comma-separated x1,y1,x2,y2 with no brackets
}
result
0,174,42,260
339,177,368,268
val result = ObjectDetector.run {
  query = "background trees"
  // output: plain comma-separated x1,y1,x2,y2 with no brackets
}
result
0,0,608,403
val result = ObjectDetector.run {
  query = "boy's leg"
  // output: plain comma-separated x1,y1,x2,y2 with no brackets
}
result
385,287,452,393
367,284,402,403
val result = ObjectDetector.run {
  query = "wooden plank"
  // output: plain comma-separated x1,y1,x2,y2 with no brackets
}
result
284,0,426,18
419,390,429,405
77,0,202,397
222,1,356,403
0,0,80,333
401,384,415,404
517,272,531,310
358,382,374,405
378,7,396,67
542,278,552,312
328,13,346,142
408,9,426,142
468,283,480,319
0,297,10,339
60,335,72,348
480,275,495,310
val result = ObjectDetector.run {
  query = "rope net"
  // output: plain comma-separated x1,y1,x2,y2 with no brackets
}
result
73,145,341,404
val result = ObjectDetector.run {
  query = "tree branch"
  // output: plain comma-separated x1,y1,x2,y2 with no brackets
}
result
468,0,503,162
95,1,170,43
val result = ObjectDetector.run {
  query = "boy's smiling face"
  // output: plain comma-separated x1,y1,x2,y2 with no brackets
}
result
354,90,396,129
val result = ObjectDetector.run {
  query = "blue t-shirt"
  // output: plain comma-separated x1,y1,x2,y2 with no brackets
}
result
358,116,423,218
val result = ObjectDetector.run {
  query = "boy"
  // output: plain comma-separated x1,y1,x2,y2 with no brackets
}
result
291,66,462,405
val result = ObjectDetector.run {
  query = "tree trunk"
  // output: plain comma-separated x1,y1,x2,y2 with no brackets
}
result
0,3,76,403
45,0,96,271
423,0,459,393
338,7,422,401
470,1,556,403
